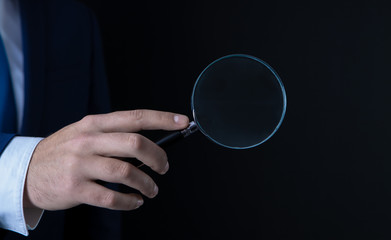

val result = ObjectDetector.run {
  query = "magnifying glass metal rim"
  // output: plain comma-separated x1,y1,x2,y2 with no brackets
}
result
191,53,287,149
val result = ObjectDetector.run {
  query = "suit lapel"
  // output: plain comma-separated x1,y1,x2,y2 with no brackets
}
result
19,0,46,136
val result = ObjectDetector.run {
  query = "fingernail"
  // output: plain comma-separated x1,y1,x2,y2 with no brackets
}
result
162,162,169,174
153,185,159,196
136,199,144,208
174,115,187,125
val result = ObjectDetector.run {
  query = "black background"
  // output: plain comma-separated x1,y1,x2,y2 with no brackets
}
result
79,0,391,239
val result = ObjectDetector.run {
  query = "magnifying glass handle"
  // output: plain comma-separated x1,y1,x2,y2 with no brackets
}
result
137,121,198,168
157,121,198,147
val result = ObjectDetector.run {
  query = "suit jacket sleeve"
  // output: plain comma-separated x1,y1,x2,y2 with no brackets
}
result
0,134,15,155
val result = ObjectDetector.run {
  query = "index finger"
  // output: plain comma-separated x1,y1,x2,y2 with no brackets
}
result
81,110,189,133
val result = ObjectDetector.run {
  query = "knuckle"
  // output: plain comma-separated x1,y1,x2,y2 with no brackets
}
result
129,109,144,121
80,115,95,126
63,176,82,193
101,162,116,177
157,112,166,122
116,162,133,179
101,161,133,181
71,133,93,154
100,191,116,209
79,114,101,130
127,134,143,150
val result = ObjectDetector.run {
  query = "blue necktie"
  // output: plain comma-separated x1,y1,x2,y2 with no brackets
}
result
0,34,17,133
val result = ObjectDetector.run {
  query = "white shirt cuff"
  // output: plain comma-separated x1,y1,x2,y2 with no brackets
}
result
0,136,43,236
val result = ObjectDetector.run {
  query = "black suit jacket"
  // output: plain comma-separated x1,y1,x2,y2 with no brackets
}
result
1,0,121,239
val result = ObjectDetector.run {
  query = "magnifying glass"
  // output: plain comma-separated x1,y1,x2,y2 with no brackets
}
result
156,54,287,149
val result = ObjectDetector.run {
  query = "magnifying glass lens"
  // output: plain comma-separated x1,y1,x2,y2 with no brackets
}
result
192,55,286,149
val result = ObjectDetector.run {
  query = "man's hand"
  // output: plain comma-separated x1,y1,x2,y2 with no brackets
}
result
23,110,189,211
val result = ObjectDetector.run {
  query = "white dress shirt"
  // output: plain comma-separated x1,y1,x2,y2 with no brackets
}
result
0,0,44,236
